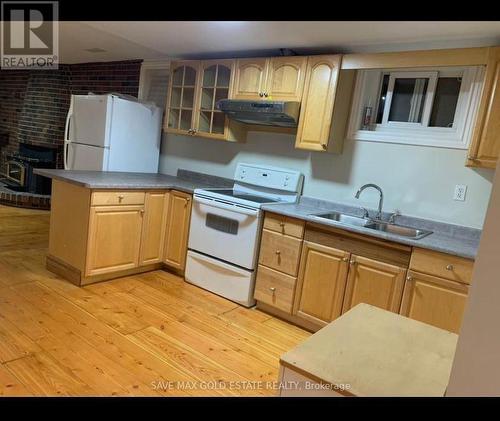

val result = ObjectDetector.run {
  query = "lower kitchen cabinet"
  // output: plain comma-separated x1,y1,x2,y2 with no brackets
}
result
163,190,192,271
293,241,350,328
139,192,169,266
400,270,470,334
342,255,406,314
47,179,194,286
254,265,297,313
86,205,144,277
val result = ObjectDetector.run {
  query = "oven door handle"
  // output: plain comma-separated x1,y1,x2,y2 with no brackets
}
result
193,195,260,217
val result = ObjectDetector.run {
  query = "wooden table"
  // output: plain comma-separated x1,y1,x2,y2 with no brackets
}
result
279,303,458,396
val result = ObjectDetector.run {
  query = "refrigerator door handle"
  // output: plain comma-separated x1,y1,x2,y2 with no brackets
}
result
64,98,74,170
64,110,73,142
63,140,70,170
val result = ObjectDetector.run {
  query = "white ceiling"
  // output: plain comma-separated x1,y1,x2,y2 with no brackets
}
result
59,21,500,64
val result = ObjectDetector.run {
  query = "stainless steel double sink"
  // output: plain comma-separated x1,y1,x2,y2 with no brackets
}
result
309,211,432,240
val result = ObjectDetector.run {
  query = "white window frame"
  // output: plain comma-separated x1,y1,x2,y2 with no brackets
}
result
381,71,438,127
138,59,171,103
347,66,485,150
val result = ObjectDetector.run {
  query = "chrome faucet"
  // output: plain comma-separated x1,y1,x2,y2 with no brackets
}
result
355,184,384,220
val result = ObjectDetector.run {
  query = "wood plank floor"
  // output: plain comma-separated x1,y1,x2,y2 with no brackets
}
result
0,205,310,396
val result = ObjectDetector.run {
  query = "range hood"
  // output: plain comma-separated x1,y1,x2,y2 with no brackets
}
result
216,99,300,128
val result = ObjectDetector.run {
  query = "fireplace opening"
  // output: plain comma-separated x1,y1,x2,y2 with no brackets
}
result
3,143,57,195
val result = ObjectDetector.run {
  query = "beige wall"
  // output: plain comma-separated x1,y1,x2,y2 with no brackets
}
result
447,162,500,396
160,130,494,228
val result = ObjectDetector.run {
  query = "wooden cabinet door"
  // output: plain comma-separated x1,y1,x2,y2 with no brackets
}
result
195,59,234,140
295,55,342,151
164,61,200,135
293,241,350,328
139,192,168,266
86,205,144,276
232,58,269,100
265,56,307,101
342,255,406,314
467,47,500,168
163,190,192,271
400,270,469,333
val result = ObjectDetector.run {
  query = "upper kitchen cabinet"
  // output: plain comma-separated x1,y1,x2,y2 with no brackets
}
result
195,60,244,141
231,58,269,100
467,46,500,169
265,56,307,101
165,59,246,142
295,55,354,152
232,56,307,101
165,61,200,135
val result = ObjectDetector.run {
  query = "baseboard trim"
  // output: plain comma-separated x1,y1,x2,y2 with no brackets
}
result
256,301,321,333
47,254,163,286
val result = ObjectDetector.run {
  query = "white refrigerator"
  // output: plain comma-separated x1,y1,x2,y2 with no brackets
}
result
64,94,162,172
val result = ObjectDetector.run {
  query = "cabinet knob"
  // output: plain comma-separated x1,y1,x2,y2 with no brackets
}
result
321,144,327,150
118,195,124,201
259,92,264,97
275,250,281,255
264,92,269,97
279,222,285,227
407,275,413,281
446,264,454,271
192,129,197,135
140,209,145,216
350,259,356,265
269,287,276,293
342,257,349,262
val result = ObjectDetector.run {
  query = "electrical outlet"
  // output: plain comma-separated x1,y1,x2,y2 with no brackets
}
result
454,185,467,201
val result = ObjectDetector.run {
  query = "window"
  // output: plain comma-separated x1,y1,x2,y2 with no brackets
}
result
347,66,485,149
138,60,170,109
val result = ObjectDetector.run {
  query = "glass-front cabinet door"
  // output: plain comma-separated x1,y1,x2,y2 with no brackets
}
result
195,60,234,139
165,61,200,135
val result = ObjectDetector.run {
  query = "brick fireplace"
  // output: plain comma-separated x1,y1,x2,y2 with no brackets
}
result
0,59,142,209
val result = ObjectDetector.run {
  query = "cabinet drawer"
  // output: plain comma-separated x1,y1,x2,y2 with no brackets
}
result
410,248,474,285
259,229,302,276
254,265,297,313
263,212,305,239
91,191,146,206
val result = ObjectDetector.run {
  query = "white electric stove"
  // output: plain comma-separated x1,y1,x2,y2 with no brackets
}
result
185,163,303,307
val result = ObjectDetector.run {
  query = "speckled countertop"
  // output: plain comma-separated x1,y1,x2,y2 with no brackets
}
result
262,198,481,260
33,168,233,194
35,169,481,259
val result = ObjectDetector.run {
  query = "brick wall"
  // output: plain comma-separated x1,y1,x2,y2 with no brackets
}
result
0,60,142,172
0,69,30,170
69,60,142,96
